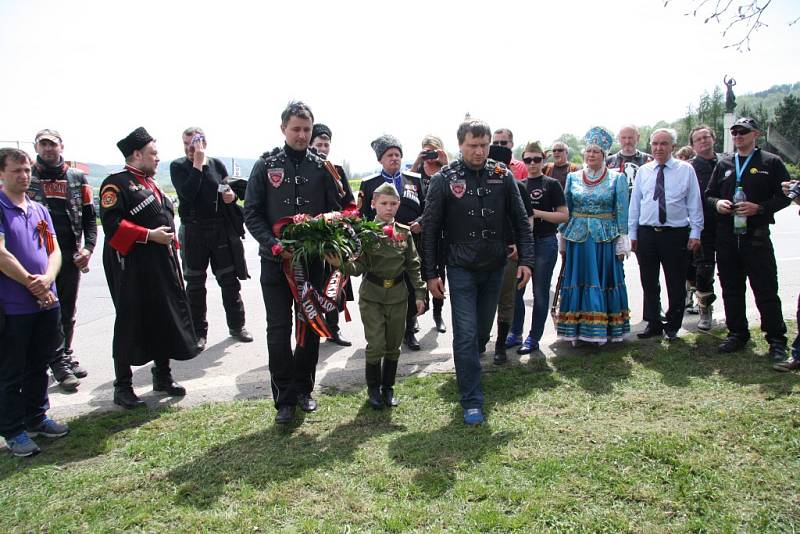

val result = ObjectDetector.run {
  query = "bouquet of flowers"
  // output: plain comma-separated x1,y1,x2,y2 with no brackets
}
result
271,208,383,267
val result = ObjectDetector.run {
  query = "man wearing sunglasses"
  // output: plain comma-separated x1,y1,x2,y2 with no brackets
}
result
543,141,579,189
705,117,791,361
491,128,528,181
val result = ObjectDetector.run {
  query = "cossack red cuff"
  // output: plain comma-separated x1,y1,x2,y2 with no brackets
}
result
108,220,148,255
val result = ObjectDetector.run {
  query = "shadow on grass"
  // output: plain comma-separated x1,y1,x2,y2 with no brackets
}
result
166,403,405,508
0,407,166,481
547,339,634,395
388,418,519,498
631,329,800,398
435,355,562,410
542,326,799,398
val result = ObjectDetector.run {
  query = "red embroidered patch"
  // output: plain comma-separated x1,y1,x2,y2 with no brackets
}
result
267,168,284,188
101,190,117,208
450,181,466,199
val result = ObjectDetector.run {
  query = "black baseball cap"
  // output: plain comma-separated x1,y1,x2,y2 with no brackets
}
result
731,117,760,132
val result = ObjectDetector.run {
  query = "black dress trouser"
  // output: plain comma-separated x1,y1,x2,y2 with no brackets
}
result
260,258,323,408
636,226,690,332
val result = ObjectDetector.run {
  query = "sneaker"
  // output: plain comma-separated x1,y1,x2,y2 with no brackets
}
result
697,305,713,331
773,356,800,372
774,348,800,372
5,432,40,457
463,408,485,426
768,344,788,363
51,357,80,391
517,335,539,355
27,417,69,439
56,372,80,391
504,333,523,349
718,336,748,353
67,357,88,379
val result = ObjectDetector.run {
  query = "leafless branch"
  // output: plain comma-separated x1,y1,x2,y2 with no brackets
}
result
665,0,796,52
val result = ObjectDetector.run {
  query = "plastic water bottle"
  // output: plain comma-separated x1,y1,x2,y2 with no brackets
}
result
733,186,747,235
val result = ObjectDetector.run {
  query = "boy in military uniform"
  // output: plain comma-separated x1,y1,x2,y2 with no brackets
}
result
326,182,425,409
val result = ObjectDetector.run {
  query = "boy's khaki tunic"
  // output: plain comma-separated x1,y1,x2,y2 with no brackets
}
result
343,221,425,363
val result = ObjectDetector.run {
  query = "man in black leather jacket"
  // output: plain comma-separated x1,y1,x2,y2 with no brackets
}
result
170,127,252,352
30,129,96,391
421,118,534,425
244,101,342,425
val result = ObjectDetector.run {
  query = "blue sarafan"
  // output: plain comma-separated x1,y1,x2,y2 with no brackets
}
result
557,166,631,344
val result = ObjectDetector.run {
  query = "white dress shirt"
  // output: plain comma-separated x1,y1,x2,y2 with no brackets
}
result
628,157,704,240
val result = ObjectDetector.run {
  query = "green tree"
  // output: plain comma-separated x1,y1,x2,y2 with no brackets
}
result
553,133,584,164
738,100,775,152
773,94,800,149
678,104,696,146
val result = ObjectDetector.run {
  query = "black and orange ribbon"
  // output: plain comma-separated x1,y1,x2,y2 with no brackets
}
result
273,215,345,346
324,160,347,199
36,220,55,254
281,258,336,346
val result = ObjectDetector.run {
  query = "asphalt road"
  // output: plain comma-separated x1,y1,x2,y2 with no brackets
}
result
45,207,800,420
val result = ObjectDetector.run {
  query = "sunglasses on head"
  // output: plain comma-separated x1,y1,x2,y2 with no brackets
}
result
523,156,544,164
730,129,751,137
492,140,509,146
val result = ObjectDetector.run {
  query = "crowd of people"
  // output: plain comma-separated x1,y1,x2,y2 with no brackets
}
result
1,100,797,456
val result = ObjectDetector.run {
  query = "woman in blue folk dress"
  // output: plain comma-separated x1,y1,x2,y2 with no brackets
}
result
557,127,631,344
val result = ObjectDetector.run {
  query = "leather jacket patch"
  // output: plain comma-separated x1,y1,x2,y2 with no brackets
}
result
450,181,466,199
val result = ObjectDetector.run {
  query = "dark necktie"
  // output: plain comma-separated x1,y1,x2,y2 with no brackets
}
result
653,164,666,224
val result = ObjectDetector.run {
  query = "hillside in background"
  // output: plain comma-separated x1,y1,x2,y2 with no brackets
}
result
738,82,800,114
82,81,800,188
83,157,259,190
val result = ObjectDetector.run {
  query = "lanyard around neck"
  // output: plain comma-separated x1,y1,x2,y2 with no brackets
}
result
734,151,755,186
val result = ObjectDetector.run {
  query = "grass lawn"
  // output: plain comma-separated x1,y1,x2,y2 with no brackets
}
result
2,328,799,532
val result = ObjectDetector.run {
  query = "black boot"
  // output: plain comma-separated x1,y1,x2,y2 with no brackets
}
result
152,366,186,397
432,300,446,333
365,362,383,409
113,386,145,409
403,328,421,351
494,322,509,365
381,359,399,407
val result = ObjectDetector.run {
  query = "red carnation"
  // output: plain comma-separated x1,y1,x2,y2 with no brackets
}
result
383,225,395,239
271,242,284,256
292,213,311,224
342,207,360,219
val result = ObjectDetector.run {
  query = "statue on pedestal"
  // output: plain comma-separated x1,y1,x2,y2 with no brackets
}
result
724,76,737,113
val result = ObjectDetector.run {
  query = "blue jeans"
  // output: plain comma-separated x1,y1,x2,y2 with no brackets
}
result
447,265,504,410
511,234,559,342
0,308,60,439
